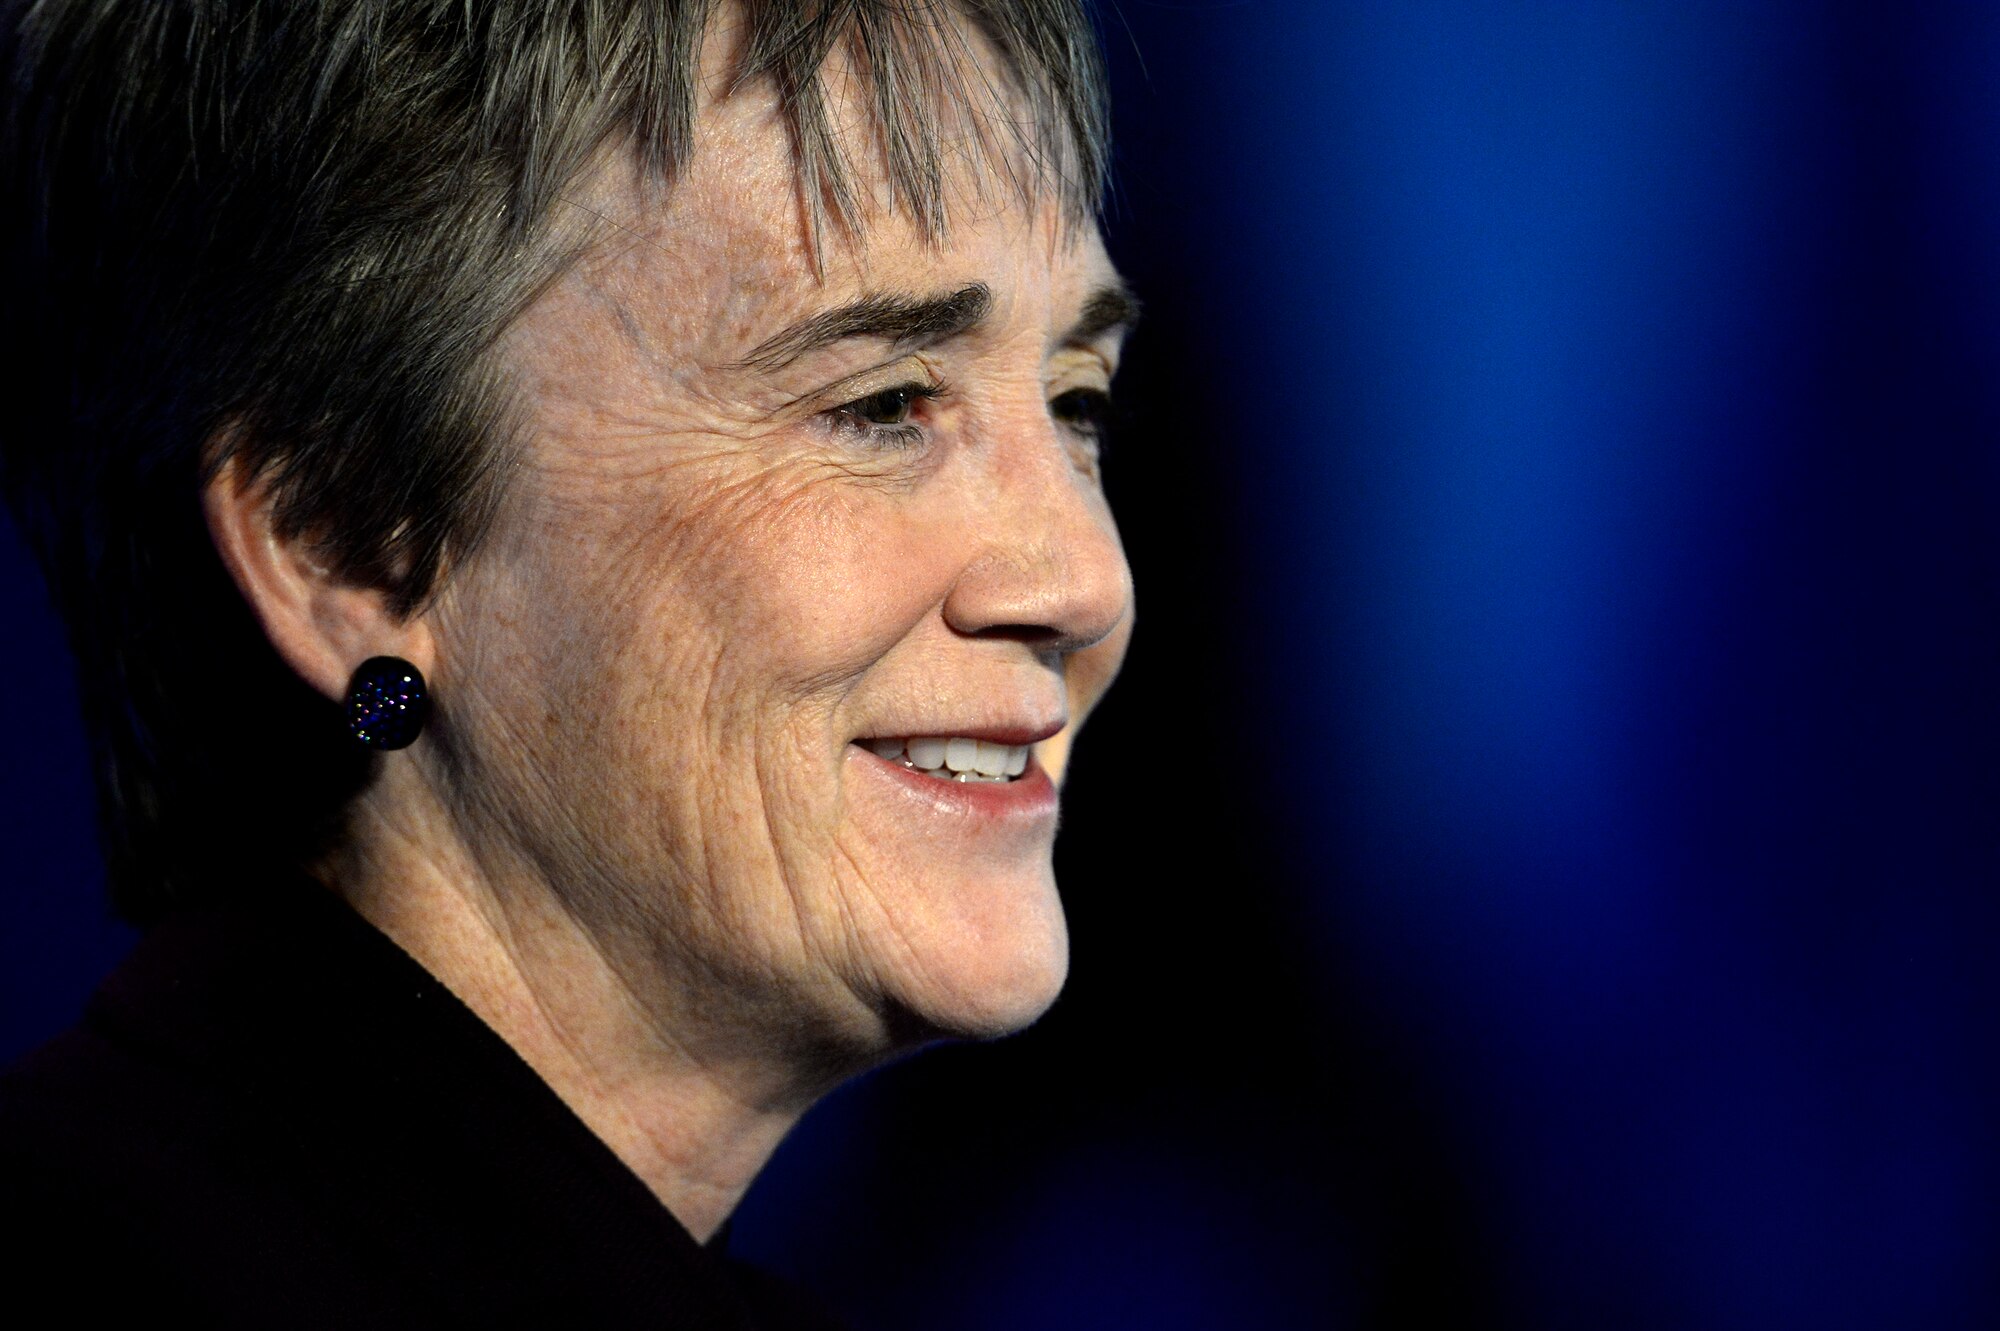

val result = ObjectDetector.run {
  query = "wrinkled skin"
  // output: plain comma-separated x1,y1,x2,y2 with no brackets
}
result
224,31,1134,1236
429,109,1134,1065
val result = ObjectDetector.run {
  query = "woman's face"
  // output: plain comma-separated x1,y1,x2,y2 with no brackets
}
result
425,83,1133,1068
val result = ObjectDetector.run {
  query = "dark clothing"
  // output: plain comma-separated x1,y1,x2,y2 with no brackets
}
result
0,878,847,1328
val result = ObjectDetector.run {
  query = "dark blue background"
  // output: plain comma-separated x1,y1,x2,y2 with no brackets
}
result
4,2,1995,1326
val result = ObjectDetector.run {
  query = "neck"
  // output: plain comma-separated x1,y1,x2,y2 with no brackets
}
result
326,777,819,1242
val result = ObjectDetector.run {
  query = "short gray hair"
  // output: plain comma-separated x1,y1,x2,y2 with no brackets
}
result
0,0,1111,922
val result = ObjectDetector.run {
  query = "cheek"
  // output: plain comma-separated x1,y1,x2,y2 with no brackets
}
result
644,467,957,703
464,423,1069,790
457,459,963,881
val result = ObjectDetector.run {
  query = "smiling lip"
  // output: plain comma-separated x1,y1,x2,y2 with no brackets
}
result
848,729,1062,822
857,721,1065,749
854,747,1060,819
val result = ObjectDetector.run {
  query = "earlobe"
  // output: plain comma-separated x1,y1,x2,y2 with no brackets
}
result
201,452,435,704
344,655,432,750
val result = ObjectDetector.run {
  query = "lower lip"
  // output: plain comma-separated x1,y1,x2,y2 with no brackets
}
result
850,745,1060,822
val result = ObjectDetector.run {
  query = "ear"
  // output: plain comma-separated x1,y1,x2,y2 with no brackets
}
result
202,453,436,704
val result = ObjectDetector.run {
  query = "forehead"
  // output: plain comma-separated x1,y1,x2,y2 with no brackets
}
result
547,34,1114,368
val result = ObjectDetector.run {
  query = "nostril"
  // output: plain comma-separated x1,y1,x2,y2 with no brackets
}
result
968,622,1066,645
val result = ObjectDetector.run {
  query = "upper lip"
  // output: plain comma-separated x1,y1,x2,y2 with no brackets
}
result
856,720,1065,748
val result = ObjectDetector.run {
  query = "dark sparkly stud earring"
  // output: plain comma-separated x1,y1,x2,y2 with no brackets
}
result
345,655,430,750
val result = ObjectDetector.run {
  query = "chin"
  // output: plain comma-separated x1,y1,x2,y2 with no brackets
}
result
888,892,1072,1043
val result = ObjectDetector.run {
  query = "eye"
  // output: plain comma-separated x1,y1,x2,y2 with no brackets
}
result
827,381,945,450
845,386,924,426
1050,387,1115,446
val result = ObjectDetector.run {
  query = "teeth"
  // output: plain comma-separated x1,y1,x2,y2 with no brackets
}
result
863,735,1034,783
972,740,1008,777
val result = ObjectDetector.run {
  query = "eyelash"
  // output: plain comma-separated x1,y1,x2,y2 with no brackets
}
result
824,382,1119,456
1050,387,1116,453
827,381,948,452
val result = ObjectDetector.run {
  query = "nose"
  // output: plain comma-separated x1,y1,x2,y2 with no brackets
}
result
941,406,1133,659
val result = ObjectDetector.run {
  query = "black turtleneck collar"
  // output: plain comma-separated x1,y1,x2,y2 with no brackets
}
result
0,875,848,1329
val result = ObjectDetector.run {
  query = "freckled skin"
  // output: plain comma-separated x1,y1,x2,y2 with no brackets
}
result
411,70,1135,1089
195,15,1138,1237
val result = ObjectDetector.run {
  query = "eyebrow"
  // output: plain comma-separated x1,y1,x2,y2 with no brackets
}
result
739,283,993,373
737,277,1142,375
1067,280,1143,346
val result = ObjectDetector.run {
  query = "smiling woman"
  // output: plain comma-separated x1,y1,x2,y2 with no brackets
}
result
0,1,1130,1323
